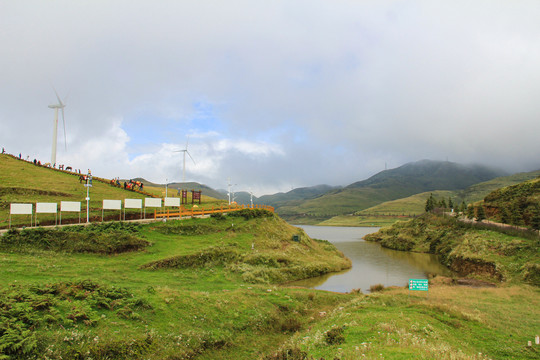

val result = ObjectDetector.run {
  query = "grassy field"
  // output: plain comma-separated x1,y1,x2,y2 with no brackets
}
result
0,154,226,228
1,211,539,358
276,283,539,359
0,211,354,359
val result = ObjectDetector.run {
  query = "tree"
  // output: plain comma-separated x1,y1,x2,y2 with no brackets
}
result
531,206,540,231
460,201,467,214
500,207,511,224
440,199,447,209
448,197,454,210
466,205,475,220
425,193,435,213
476,205,486,222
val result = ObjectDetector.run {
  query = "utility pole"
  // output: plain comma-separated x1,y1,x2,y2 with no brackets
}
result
84,171,92,223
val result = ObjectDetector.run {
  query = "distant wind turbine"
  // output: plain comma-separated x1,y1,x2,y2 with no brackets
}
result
173,136,196,183
48,89,67,166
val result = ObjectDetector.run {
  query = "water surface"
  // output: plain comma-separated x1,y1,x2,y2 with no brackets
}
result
289,225,451,293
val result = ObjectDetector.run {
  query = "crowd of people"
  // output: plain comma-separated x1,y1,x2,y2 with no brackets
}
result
110,178,144,191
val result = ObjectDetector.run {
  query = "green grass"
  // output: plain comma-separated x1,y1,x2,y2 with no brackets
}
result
278,284,539,359
0,212,353,359
365,213,540,286
0,154,227,228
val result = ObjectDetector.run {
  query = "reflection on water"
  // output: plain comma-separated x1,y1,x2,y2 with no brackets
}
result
289,225,452,293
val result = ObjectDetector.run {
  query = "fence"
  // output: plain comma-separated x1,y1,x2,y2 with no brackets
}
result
8,200,274,228
154,204,274,220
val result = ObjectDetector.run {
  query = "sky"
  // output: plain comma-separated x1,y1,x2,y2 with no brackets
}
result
1,0,540,196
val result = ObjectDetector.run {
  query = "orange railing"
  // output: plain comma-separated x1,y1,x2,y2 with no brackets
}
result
154,204,274,219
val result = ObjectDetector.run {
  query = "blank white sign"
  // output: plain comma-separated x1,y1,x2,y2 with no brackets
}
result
164,197,181,207
145,198,162,208
124,198,143,209
10,203,33,215
36,202,58,214
103,199,122,210
61,201,81,212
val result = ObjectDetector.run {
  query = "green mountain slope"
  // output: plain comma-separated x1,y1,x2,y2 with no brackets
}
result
278,160,506,222
258,184,339,208
483,176,540,227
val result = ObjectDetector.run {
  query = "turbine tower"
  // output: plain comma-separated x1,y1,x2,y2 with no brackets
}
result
48,90,67,166
173,136,195,183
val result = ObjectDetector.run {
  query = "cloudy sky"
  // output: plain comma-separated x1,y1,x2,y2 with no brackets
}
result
1,1,539,195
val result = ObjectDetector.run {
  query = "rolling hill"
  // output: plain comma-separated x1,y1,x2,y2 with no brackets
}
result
0,154,226,228
130,178,227,200
277,160,507,223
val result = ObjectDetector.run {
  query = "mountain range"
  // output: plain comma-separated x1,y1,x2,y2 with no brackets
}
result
135,160,539,224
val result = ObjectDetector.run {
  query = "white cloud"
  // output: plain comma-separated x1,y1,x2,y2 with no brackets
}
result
1,1,539,195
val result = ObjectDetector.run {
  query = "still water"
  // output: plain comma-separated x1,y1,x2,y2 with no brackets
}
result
289,225,451,293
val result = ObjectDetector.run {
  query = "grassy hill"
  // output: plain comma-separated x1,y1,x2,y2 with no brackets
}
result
0,211,352,359
279,160,506,223
483,176,540,227
365,213,539,286
132,178,228,200
0,154,226,228
320,170,540,227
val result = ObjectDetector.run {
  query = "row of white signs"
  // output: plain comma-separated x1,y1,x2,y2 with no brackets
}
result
10,197,182,215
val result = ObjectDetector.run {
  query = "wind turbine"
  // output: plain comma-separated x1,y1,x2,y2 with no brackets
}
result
48,89,67,166
174,136,195,183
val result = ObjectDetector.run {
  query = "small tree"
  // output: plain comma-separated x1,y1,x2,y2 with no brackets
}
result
448,197,454,210
466,205,475,220
425,193,435,213
440,199,447,209
476,205,486,222
500,207,511,224
460,201,467,214
531,206,540,231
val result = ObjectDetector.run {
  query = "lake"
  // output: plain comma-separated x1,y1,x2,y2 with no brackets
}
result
288,225,452,293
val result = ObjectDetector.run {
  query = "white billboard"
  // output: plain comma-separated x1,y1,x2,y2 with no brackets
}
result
10,203,33,215
145,198,162,208
61,201,81,212
36,202,58,214
103,199,122,210
125,198,143,209
164,197,181,207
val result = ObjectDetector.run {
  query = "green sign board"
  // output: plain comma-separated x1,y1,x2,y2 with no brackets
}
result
409,279,428,291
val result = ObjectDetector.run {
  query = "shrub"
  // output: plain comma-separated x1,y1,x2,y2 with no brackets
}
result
228,209,273,220
263,346,308,360
325,326,345,345
369,284,385,292
0,227,149,254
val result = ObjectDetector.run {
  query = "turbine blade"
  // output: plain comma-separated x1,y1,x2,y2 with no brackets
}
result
185,135,190,149
186,151,196,165
53,88,64,107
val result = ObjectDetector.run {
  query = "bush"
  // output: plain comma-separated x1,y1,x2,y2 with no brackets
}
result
263,346,308,360
228,209,274,220
325,326,345,345
0,227,150,254
369,284,385,292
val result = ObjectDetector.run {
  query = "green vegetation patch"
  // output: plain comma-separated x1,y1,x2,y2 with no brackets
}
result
0,280,152,359
365,214,540,285
280,285,540,359
141,244,242,269
1,223,149,254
